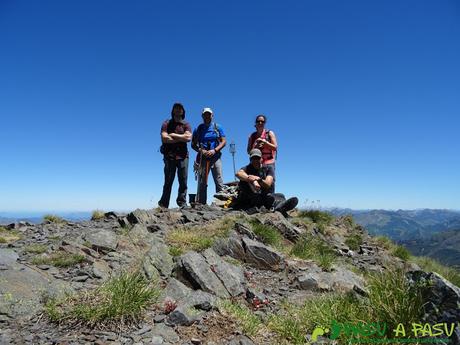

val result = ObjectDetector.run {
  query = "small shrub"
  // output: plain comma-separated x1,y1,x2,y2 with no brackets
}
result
290,234,336,270
91,210,105,221
297,210,334,225
25,244,48,254
43,214,65,224
45,271,160,327
342,214,354,227
345,233,363,251
32,251,86,267
392,245,411,261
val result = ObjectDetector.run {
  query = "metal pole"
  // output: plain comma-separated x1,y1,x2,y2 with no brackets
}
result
229,141,236,177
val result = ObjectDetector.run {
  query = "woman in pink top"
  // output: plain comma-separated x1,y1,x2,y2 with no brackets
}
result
247,114,278,175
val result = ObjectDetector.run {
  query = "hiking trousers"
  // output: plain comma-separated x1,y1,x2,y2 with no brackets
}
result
159,157,188,208
197,157,224,204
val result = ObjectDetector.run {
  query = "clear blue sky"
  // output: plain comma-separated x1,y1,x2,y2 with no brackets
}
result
1,0,459,212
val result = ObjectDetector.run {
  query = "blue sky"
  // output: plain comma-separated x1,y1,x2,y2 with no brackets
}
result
1,0,459,212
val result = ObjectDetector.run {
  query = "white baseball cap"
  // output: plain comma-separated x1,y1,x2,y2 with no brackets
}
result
202,107,213,115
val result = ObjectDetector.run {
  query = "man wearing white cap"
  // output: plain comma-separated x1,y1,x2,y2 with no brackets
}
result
192,107,227,204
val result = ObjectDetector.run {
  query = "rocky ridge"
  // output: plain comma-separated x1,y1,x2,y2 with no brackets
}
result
0,206,459,345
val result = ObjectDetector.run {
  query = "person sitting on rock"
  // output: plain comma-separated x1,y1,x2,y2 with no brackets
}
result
233,149,298,215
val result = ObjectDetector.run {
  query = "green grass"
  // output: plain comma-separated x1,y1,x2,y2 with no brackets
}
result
391,245,411,261
91,210,105,221
374,235,393,250
266,268,424,344
166,216,237,253
24,244,48,254
168,246,183,257
0,226,22,243
297,210,334,225
290,234,336,270
43,214,66,224
219,300,263,337
411,256,460,287
345,233,363,251
248,220,284,248
32,251,86,267
45,271,160,327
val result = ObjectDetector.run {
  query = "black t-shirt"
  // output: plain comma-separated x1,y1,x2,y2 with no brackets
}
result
238,164,275,195
161,119,192,160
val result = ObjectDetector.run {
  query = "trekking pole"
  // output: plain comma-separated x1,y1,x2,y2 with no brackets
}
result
195,143,204,204
229,140,236,177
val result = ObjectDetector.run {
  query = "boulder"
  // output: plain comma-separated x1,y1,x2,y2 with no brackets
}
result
407,271,460,345
84,229,118,253
178,252,229,298
242,237,285,271
0,257,72,318
202,248,246,297
259,212,303,241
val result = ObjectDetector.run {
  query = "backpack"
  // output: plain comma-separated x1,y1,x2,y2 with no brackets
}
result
195,122,221,150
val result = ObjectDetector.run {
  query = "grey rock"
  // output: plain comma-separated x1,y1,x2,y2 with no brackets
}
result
92,259,111,280
127,209,157,226
242,237,285,271
407,271,460,345
259,213,303,241
202,248,245,297
145,241,174,277
179,252,229,298
0,249,18,266
212,232,246,260
151,323,180,342
167,305,201,326
227,335,256,345
84,229,118,253
150,335,164,345
0,261,72,318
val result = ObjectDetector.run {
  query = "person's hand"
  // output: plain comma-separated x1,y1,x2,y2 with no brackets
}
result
247,175,259,182
252,180,261,191
208,149,216,157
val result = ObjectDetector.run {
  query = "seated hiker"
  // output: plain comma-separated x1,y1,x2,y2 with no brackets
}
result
234,149,298,215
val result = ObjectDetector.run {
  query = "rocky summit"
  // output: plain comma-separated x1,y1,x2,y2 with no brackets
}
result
0,206,459,345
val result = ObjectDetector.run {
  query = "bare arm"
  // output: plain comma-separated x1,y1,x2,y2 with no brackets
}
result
257,131,277,151
170,131,192,142
161,130,176,144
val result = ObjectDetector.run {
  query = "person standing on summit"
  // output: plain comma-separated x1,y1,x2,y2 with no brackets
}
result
192,107,226,204
158,103,192,208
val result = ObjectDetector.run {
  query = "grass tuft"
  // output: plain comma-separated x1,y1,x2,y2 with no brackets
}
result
266,268,424,344
290,234,336,270
219,300,263,336
297,210,334,225
43,214,66,224
91,210,105,221
45,271,160,327
391,245,411,261
248,220,283,248
0,226,22,243
168,246,183,257
166,216,237,253
24,244,48,254
374,235,394,250
345,233,363,251
32,251,86,267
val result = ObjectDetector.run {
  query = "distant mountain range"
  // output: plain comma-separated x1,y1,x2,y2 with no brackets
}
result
0,212,91,225
329,208,460,268
329,208,460,240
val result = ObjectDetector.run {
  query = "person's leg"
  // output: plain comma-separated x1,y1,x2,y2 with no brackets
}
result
176,158,188,207
159,158,177,208
263,163,276,192
211,157,225,193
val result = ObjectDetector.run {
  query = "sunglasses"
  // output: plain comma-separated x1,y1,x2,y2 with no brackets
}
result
256,120,265,124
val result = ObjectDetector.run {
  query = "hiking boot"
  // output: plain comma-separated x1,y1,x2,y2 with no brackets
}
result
273,197,298,216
